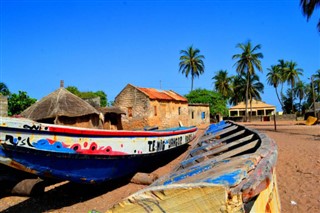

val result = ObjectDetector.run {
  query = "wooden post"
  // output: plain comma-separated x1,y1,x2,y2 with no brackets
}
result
273,114,277,131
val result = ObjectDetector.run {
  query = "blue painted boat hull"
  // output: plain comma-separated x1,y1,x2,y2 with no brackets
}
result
1,143,189,184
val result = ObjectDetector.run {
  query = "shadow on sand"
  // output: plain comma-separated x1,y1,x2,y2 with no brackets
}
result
0,144,190,213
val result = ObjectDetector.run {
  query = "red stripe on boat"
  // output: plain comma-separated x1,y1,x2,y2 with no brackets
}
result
47,126,197,137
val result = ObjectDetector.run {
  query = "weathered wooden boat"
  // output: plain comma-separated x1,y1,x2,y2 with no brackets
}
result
0,116,197,184
105,120,281,212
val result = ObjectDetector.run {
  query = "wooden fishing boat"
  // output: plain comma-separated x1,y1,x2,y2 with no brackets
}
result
0,116,197,184
106,120,281,212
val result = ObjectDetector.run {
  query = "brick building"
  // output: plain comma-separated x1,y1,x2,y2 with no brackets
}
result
114,84,189,130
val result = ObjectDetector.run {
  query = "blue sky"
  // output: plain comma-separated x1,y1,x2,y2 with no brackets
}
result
1,0,319,111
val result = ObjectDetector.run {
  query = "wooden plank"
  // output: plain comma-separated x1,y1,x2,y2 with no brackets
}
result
189,131,251,157
249,170,281,213
152,153,261,187
106,183,244,213
180,139,259,168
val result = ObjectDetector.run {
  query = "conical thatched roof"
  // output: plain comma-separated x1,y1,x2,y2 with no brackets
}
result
21,87,100,121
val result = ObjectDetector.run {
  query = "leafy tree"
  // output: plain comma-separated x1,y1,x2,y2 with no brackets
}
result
179,46,205,91
212,70,233,99
266,65,284,111
300,0,320,31
0,82,10,96
232,41,263,121
66,86,108,107
95,90,107,107
8,91,37,116
184,88,228,117
66,86,81,96
285,61,303,113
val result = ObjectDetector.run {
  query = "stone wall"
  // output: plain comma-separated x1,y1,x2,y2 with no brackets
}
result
146,100,189,128
114,85,150,130
0,96,8,117
114,84,189,129
188,104,210,126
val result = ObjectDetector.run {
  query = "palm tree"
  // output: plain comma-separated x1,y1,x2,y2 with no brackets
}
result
266,65,284,111
248,74,264,120
0,82,10,96
300,0,320,31
285,61,303,113
232,41,263,121
212,70,233,99
277,59,289,101
294,81,306,113
229,74,264,120
179,46,205,91
229,75,245,106
313,69,320,100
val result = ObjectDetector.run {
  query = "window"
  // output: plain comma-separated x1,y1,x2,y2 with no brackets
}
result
191,111,194,119
154,106,157,116
178,107,181,115
128,107,133,117
201,112,205,119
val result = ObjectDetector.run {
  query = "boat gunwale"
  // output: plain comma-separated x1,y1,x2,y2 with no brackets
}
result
0,125,197,138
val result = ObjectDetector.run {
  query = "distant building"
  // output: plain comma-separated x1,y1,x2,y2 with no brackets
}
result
114,84,189,130
229,100,276,117
188,103,210,126
0,95,8,117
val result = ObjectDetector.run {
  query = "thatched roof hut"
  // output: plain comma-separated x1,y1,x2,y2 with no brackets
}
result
97,106,126,130
21,87,101,128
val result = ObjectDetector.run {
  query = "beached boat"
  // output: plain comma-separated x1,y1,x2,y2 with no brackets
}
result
0,116,197,184
106,120,281,212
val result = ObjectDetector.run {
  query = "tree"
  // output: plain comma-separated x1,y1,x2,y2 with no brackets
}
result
285,61,303,113
179,46,205,91
276,59,289,105
232,41,263,121
212,70,233,99
294,80,306,113
300,0,320,31
313,69,320,100
0,82,10,96
266,65,284,111
282,89,297,114
247,74,264,119
8,91,37,116
66,86,108,107
184,88,228,117
229,75,245,106
229,74,264,120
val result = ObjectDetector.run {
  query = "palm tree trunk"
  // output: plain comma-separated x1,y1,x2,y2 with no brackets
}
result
250,97,253,122
275,88,283,111
191,75,194,91
291,84,294,113
245,75,249,122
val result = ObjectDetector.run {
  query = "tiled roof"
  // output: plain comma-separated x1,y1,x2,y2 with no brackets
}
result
137,87,188,102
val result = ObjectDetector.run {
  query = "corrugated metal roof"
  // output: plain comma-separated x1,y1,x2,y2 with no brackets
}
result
137,87,187,102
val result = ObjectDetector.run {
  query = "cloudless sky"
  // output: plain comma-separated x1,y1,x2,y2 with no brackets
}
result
1,0,319,111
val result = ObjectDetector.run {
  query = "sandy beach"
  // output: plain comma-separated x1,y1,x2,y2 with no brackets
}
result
0,121,319,213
